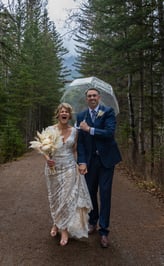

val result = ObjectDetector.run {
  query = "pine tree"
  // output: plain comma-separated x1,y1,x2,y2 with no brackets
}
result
73,0,164,185
0,0,69,161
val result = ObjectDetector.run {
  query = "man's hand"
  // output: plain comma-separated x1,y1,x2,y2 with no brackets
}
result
78,164,88,175
80,121,90,132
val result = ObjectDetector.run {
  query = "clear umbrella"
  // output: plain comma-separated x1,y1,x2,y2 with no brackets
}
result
61,76,120,121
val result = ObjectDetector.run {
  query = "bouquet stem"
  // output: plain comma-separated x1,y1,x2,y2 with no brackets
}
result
49,166,56,175
44,154,56,175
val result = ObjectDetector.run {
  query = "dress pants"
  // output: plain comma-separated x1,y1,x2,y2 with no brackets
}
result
85,154,114,236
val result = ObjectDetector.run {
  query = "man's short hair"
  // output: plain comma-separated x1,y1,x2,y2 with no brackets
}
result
85,87,100,95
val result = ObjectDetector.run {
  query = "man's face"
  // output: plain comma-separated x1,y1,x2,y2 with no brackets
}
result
86,89,101,109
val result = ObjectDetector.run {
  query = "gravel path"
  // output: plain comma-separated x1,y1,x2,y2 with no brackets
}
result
0,151,163,266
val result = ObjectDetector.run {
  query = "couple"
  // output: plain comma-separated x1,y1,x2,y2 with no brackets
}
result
45,88,122,248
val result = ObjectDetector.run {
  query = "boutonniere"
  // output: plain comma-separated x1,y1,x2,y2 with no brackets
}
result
97,110,105,118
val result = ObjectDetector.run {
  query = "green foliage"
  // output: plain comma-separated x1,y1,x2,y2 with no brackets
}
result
0,120,25,163
73,0,164,186
0,0,69,161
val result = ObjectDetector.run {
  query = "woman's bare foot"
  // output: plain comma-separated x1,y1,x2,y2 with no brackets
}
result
60,229,68,246
50,225,58,237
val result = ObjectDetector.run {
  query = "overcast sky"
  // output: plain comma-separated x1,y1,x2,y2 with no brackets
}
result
48,0,78,30
48,0,81,56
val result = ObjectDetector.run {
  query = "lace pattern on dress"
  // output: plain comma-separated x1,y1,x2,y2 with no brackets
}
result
45,126,92,238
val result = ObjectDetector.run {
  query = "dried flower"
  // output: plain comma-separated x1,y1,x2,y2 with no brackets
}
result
29,127,63,175
97,110,104,118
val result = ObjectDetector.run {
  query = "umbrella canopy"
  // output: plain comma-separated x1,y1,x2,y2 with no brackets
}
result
61,76,120,120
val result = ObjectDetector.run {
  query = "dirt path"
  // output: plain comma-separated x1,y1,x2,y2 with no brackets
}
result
0,151,164,266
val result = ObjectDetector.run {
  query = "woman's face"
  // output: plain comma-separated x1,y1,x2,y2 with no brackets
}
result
58,107,70,124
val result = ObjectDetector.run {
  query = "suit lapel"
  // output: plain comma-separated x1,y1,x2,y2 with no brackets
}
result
84,105,105,125
95,106,105,124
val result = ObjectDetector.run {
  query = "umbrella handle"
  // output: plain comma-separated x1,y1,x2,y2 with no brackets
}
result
74,120,86,130
74,121,80,130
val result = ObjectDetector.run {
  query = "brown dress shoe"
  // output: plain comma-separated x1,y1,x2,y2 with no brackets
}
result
100,235,109,248
88,224,97,234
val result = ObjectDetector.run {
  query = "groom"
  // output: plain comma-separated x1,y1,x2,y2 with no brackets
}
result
76,88,122,248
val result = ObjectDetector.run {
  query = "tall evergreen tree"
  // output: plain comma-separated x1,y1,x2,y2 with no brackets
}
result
73,0,164,186
0,0,69,161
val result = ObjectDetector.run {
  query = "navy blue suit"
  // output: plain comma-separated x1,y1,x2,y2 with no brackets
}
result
76,105,122,236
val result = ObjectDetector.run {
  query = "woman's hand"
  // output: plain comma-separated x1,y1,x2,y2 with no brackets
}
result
78,164,88,175
47,159,55,167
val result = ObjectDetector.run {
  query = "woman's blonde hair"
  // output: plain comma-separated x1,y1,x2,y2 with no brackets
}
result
54,103,73,120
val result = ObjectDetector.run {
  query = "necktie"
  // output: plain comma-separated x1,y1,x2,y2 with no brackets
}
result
91,109,97,123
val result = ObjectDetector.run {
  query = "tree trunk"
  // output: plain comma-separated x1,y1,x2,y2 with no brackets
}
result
127,73,138,162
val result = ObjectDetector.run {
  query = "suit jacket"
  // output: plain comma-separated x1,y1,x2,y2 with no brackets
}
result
76,105,122,168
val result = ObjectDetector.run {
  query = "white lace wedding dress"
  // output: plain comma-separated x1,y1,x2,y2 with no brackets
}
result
45,126,92,238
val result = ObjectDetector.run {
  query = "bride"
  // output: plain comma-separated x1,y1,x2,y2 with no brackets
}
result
45,103,92,246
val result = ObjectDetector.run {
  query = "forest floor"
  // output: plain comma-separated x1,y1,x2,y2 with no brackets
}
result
0,151,164,266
